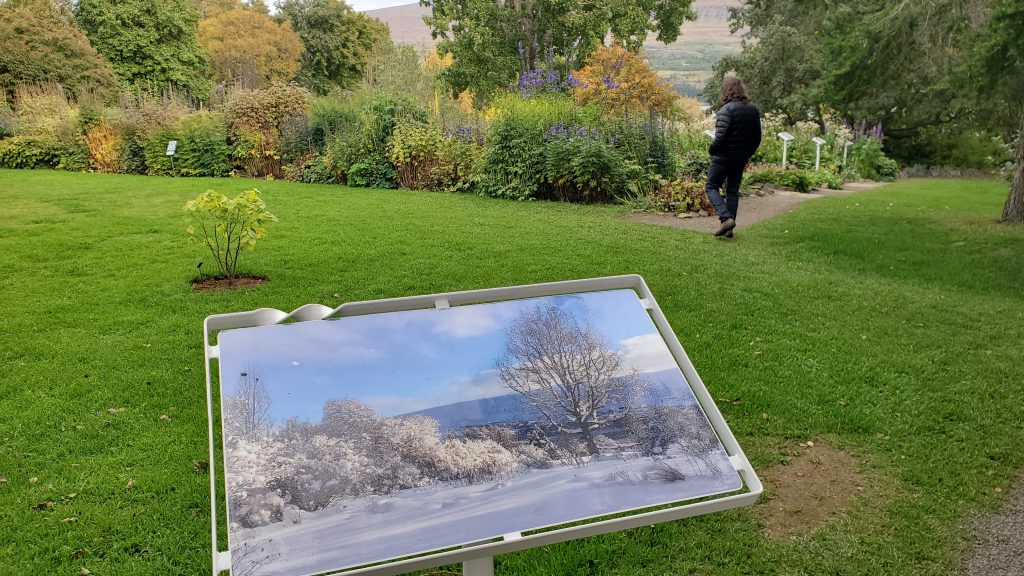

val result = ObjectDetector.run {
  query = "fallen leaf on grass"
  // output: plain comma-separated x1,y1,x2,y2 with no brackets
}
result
28,476,37,485
159,415,171,422
106,407,124,414
995,487,1003,493
762,413,769,420
80,567,91,575
126,479,135,490
61,517,77,523
0,476,7,484
32,501,54,511
193,460,210,474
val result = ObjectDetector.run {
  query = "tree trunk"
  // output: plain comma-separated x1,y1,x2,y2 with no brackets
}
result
578,420,600,455
1003,109,1024,224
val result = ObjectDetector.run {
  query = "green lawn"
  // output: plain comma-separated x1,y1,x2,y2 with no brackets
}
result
0,169,1022,575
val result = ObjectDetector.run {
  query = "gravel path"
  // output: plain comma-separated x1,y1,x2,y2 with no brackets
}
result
621,181,884,234
966,478,1024,576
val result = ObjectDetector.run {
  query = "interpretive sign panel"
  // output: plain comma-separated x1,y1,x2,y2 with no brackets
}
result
204,276,760,576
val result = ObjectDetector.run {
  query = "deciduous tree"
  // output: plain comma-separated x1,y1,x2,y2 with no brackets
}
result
277,0,391,94
0,2,118,101
199,8,304,88
422,0,697,101
75,0,212,97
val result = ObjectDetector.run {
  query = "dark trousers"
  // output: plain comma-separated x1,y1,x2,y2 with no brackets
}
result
705,158,746,221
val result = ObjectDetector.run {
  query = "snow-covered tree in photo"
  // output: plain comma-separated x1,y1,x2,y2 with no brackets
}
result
496,303,646,454
268,434,371,511
224,369,273,441
624,405,722,474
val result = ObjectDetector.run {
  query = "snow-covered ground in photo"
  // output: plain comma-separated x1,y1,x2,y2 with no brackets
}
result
232,453,742,576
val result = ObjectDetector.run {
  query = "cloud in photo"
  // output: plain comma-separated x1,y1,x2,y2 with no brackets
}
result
620,333,679,373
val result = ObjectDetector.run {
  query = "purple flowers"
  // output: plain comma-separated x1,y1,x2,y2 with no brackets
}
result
856,119,884,141
517,69,579,97
443,124,483,145
601,75,621,90
545,123,615,143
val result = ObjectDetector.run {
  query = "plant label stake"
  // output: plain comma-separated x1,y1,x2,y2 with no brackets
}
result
843,140,853,165
166,140,177,173
812,137,827,171
778,132,794,169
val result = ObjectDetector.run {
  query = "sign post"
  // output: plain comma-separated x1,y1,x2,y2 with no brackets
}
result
777,132,795,169
166,140,177,172
811,136,827,171
202,276,761,576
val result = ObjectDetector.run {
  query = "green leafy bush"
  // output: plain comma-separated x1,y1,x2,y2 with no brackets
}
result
678,150,711,180
0,136,58,169
143,112,232,177
477,93,588,200
308,97,359,150
347,153,397,189
175,112,232,177
851,139,899,181
184,189,277,280
746,168,818,193
542,134,628,202
282,154,339,184
54,139,91,172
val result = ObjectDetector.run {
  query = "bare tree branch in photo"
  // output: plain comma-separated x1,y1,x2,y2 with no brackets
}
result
496,303,646,455
227,368,272,441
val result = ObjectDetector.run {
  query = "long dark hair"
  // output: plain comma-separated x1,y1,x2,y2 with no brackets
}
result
720,76,750,104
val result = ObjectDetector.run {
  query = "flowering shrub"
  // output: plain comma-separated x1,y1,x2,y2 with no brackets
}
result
573,45,678,118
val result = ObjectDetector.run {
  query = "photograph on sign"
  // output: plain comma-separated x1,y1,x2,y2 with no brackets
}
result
217,289,742,576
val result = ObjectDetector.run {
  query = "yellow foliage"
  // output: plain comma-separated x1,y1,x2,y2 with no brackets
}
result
675,96,704,124
572,45,679,119
424,51,453,74
84,122,121,173
198,8,304,87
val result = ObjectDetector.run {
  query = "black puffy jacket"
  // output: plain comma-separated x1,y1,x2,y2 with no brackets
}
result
709,99,763,162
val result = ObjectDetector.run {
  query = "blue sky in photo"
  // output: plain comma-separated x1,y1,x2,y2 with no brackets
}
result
217,289,682,424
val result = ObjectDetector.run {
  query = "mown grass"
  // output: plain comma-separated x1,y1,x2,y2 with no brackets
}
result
0,169,1021,575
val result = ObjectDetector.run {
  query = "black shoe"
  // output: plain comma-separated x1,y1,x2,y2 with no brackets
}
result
725,230,734,238
714,218,736,237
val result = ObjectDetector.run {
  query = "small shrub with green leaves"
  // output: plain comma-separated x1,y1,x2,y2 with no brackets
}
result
650,178,714,213
184,189,277,280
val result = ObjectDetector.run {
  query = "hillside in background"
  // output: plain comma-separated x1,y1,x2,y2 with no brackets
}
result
365,0,743,100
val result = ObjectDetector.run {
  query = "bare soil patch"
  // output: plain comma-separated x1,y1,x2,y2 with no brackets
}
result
191,275,268,291
755,443,865,541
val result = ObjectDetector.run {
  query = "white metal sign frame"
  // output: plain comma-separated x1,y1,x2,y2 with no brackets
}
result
202,275,762,576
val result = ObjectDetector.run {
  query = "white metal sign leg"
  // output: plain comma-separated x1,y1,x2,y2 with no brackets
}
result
463,556,494,576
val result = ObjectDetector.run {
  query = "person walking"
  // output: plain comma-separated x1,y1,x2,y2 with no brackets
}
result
706,76,762,238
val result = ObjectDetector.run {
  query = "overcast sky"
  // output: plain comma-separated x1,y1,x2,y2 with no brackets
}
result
350,0,415,11
218,289,684,423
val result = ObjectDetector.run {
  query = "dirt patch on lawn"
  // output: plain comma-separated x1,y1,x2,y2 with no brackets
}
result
755,443,865,541
191,275,267,291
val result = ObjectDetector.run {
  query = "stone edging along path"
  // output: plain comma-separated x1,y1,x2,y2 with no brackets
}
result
622,181,886,234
